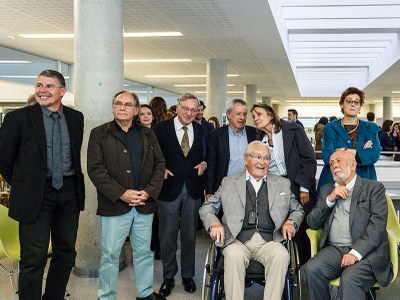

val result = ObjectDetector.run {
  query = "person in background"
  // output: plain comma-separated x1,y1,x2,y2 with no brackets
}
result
87,91,166,300
391,122,400,161
200,141,304,300
251,103,316,266
318,87,381,192
0,70,85,299
379,119,395,160
205,98,256,199
195,100,215,144
138,104,156,128
153,93,206,297
166,105,177,119
367,112,376,123
149,96,168,124
329,115,337,123
207,116,220,129
313,117,329,159
287,108,304,128
305,150,392,300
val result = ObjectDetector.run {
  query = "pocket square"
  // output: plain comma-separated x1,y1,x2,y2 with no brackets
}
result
280,192,286,195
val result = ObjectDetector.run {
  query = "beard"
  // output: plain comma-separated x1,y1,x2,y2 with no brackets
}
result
333,165,351,184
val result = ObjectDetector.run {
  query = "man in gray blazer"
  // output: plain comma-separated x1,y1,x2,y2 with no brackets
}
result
200,141,304,300
305,150,393,300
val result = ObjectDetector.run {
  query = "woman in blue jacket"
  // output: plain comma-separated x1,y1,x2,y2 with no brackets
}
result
318,87,381,192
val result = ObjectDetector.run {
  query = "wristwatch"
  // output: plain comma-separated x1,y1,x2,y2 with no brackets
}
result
288,219,298,231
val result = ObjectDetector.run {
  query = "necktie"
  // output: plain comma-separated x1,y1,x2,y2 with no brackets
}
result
181,126,190,157
50,112,63,189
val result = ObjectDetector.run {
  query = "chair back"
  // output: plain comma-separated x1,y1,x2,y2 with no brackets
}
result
0,205,21,261
385,193,400,283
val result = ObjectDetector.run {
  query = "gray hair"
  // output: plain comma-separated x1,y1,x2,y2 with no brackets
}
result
225,98,247,113
112,90,140,107
177,93,200,106
244,140,270,156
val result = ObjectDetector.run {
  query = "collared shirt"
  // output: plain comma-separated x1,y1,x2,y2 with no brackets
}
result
246,169,267,196
41,105,74,177
227,125,248,176
326,175,361,260
174,116,194,148
262,128,287,176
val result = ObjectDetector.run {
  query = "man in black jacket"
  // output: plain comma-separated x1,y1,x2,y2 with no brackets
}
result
0,70,85,300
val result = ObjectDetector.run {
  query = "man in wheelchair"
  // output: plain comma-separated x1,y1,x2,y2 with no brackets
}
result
304,149,393,299
200,141,304,300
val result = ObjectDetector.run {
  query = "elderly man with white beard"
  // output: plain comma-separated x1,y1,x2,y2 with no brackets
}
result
304,149,393,300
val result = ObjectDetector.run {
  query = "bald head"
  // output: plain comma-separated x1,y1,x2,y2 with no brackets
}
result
329,150,357,185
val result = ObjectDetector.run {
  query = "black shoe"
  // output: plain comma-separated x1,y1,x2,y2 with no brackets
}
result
182,278,196,293
159,278,175,297
136,292,166,300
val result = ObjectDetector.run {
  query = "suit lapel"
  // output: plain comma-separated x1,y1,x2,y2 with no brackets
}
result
168,118,183,155
332,121,350,145
234,172,247,208
281,123,293,164
29,104,47,161
63,107,77,158
267,176,278,209
223,126,230,160
349,176,362,228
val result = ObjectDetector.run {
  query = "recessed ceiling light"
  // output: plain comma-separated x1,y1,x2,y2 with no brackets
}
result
174,84,235,87
19,32,183,39
125,59,191,63
145,74,239,78
194,90,260,94
0,60,31,64
391,91,400,94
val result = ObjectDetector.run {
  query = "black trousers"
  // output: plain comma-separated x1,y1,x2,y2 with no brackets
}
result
18,177,80,300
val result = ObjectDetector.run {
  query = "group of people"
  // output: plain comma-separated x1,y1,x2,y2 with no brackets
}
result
0,70,394,300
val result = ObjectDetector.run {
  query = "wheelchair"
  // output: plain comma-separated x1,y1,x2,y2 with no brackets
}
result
201,239,302,300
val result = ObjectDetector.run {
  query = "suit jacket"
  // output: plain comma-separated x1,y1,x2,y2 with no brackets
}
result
308,177,392,286
199,172,304,246
0,103,85,223
153,117,205,201
318,119,381,190
205,125,256,194
87,121,165,216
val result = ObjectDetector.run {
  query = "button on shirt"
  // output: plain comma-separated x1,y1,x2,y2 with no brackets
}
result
227,126,248,176
41,106,74,177
174,116,194,148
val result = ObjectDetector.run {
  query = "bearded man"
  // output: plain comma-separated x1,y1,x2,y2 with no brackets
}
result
304,149,393,299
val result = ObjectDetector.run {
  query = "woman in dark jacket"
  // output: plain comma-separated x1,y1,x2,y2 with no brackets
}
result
313,117,328,159
379,119,395,160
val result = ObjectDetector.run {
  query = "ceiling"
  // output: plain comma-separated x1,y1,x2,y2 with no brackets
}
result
1,0,400,103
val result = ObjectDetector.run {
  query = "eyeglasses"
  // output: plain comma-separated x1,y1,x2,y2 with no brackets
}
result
248,154,270,162
344,99,361,106
180,104,198,114
34,83,63,91
113,101,136,109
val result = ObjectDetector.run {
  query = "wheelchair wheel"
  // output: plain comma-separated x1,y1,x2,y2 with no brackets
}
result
202,242,225,300
288,241,302,300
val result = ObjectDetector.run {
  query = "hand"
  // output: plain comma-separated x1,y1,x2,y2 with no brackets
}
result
299,192,310,206
341,253,359,268
327,186,350,203
194,161,207,176
205,194,213,201
164,168,174,180
120,189,145,206
210,221,225,245
128,190,149,206
281,220,296,240
363,140,373,149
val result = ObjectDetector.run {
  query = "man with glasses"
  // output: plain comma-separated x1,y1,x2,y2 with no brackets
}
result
0,70,85,299
87,91,166,300
153,93,207,297
200,140,304,300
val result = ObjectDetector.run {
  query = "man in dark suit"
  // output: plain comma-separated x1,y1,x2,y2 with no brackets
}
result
87,91,166,300
304,150,393,299
205,98,256,199
153,93,206,297
0,70,85,299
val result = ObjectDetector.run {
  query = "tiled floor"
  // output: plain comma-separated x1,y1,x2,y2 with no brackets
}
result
1,231,399,299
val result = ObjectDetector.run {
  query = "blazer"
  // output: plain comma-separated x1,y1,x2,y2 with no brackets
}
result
308,177,392,287
153,117,205,201
318,119,381,190
199,172,304,246
205,125,257,194
87,121,165,216
0,103,85,223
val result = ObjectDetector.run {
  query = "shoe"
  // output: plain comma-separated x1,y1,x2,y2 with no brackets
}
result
136,292,166,300
182,278,196,293
159,278,175,297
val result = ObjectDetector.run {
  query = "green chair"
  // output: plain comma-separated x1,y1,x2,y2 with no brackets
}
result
306,192,400,300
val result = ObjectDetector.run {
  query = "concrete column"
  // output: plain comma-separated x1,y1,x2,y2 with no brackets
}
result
73,0,124,277
273,104,280,117
244,85,257,108
262,96,271,106
206,58,227,124
383,97,393,121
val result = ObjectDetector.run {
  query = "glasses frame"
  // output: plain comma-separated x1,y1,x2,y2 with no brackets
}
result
247,154,271,162
344,99,361,106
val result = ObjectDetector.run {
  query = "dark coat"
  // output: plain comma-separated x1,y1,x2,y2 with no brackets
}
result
0,103,85,223
87,121,165,216
308,177,393,287
153,117,205,201
205,125,257,194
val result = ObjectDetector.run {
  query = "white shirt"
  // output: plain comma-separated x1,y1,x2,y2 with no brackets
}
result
246,169,267,196
174,116,194,147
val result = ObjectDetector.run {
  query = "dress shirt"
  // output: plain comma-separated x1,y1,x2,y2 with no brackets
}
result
246,169,267,196
174,116,194,148
227,125,248,176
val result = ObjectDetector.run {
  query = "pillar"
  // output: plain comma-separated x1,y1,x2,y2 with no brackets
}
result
206,58,227,125
262,96,272,106
383,96,393,121
244,85,257,108
73,0,124,277
273,104,281,117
